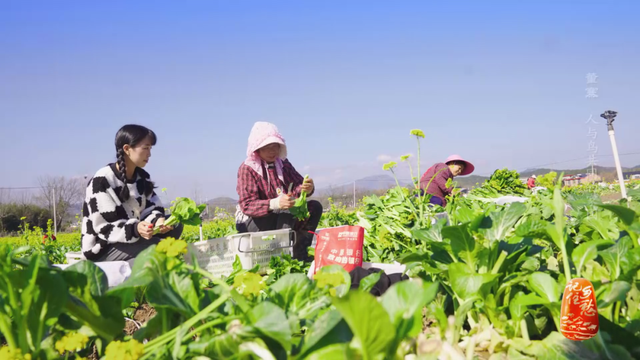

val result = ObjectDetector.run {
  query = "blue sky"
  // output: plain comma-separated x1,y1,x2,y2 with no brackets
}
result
2,0,640,201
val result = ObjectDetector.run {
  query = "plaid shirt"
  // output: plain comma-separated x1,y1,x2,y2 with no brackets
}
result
419,163,453,206
236,159,312,218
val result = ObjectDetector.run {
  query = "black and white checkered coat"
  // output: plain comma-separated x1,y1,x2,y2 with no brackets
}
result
81,163,165,260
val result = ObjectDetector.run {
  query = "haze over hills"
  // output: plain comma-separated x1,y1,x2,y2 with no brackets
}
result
54,163,640,225
68,165,640,213
314,164,640,197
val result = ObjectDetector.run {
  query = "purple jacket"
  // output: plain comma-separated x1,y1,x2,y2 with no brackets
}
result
419,163,453,206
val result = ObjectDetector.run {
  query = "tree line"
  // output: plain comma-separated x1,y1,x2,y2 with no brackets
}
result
0,176,85,236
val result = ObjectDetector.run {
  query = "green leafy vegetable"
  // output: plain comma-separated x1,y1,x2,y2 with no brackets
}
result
290,175,310,221
155,197,206,234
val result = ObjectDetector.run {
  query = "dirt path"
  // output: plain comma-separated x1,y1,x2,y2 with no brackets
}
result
601,193,623,202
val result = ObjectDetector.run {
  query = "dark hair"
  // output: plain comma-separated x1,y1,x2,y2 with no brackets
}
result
115,124,157,201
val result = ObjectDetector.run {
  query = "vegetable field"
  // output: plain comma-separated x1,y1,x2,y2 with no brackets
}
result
3,132,640,359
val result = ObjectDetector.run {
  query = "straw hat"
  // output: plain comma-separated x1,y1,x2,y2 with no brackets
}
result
445,154,475,176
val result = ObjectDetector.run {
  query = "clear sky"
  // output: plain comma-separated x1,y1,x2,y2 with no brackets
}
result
2,0,640,201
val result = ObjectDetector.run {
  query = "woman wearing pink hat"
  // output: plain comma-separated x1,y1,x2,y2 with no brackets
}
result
235,121,322,261
419,155,475,207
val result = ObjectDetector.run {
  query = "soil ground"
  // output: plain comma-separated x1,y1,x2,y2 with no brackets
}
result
601,193,623,202
87,304,157,359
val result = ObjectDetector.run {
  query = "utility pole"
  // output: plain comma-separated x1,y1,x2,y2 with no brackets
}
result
52,188,57,236
352,181,356,208
601,110,627,199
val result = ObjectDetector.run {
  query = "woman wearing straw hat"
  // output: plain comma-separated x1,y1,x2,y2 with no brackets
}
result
419,155,475,207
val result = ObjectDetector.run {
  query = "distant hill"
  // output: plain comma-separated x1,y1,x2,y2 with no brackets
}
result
315,174,412,196
519,166,616,178
453,175,490,188
518,165,640,182
205,197,237,215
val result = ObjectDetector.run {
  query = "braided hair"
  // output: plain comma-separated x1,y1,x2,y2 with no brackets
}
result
114,124,157,202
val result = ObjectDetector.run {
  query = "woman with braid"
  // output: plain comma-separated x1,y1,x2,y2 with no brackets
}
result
81,124,183,262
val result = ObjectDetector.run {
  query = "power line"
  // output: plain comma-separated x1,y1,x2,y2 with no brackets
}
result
0,186,40,190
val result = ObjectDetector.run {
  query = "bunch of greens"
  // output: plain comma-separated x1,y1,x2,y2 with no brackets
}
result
154,197,206,234
470,168,529,198
289,175,310,221
265,253,311,284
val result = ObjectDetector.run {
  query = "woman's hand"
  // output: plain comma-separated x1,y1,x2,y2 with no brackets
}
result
300,177,314,194
137,221,154,240
155,217,173,234
278,194,296,209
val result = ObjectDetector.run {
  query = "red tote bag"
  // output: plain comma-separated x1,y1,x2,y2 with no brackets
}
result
312,225,364,276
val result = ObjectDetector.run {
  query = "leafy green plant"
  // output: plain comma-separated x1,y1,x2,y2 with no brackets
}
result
154,197,206,234
4,128,640,359
0,245,127,359
319,198,359,228
470,168,529,198
290,175,310,221
537,171,558,188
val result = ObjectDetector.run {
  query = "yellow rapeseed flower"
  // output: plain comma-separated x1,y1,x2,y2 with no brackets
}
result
383,161,397,171
0,346,32,360
233,272,267,298
156,238,188,257
156,238,171,253
314,271,347,296
410,129,425,138
104,340,145,360
400,154,411,162
167,239,188,257
55,332,89,355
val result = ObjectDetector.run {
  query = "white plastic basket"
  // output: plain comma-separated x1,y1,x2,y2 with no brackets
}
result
65,251,86,265
185,229,296,279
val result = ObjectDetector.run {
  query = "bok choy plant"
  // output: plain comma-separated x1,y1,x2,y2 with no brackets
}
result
290,175,310,221
154,197,207,234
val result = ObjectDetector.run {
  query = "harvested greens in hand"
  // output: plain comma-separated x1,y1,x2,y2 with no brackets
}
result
290,175,310,221
154,197,206,234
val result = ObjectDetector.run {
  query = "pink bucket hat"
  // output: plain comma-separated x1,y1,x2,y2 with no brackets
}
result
445,154,475,176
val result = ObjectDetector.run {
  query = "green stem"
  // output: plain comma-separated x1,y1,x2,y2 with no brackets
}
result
142,292,230,356
0,278,17,349
553,187,572,282
298,297,332,319
466,334,475,360
491,251,508,274
391,170,403,193
520,318,530,342
467,311,478,328
161,309,168,334
551,309,561,333
416,137,421,188
7,276,29,353
560,245,571,285
184,264,232,291
407,162,416,190
390,169,420,219
614,301,621,324
0,315,16,349
183,316,239,341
